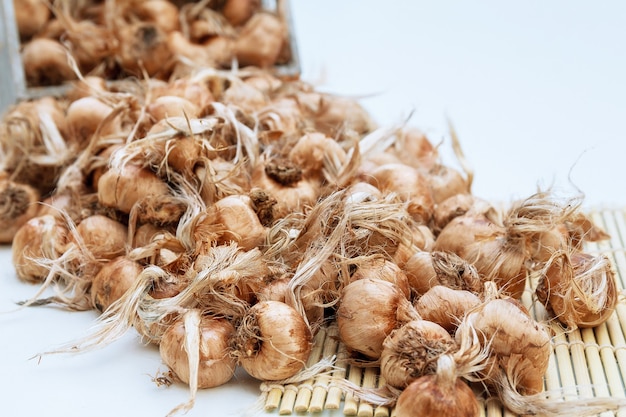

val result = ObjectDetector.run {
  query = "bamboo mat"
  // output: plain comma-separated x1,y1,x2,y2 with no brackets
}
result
260,208,626,416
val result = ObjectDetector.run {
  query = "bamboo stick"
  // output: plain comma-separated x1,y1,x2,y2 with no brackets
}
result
293,327,327,413
309,325,340,413
373,375,390,417
343,363,363,416
484,396,503,417
264,385,284,411
326,342,348,410
357,366,377,417
551,323,579,400
581,327,610,398
567,328,594,399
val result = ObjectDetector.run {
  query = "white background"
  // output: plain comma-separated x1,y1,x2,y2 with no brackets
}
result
1,1,626,417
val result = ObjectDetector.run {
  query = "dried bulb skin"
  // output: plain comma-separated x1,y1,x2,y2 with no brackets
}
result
255,278,325,327
415,286,481,333
160,314,236,388
0,179,40,243
337,278,420,359
251,159,320,219
458,298,551,395
432,193,478,233
97,164,171,214
380,319,456,389
12,214,68,283
391,127,438,170
537,251,618,328
402,250,482,296
117,23,173,77
349,257,411,299
21,38,77,86
132,0,180,34
146,96,200,122
394,356,479,417
233,300,312,381
14,0,51,40
66,97,121,144
426,164,470,204
366,163,435,224
234,13,287,68
222,0,261,26
529,223,570,264
288,132,347,180
72,215,128,260
310,94,376,139
434,213,528,299
212,195,267,251
90,256,143,312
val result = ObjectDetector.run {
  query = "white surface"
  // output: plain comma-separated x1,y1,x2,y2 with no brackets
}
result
2,2,626,417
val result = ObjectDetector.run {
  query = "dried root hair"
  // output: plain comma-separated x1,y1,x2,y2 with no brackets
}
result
431,251,482,294
280,190,414,323
538,249,617,329
33,264,170,356
139,244,269,325
335,324,488,408
492,368,626,416
504,189,584,241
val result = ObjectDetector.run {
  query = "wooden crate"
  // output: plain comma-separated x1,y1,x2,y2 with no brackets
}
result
0,0,300,114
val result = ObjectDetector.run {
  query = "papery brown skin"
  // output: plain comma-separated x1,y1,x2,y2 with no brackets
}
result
116,23,173,78
401,250,482,296
132,0,180,34
288,132,347,179
337,278,420,359
233,300,312,381
211,194,267,251
432,193,479,233
66,76,108,102
21,38,77,86
12,214,68,283
530,215,610,264
91,256,143,312
251,159,320,219
393,223,436,268
380,319,456,389
349,257,411,299
61,19,117,74
366,163,435,224
391,127,438,170
149,78,215,110
170,32,236,70
394,374,479,417
234,12,287,68
65,97,121,144
14,0,51,40
97,164,171,214
0,97,71,195
433,213,528,299
72,214,128,260
146,96,200,122
256,277,325,328
223,81,271,115
536,251,617,328
309,94,376,139
458,298,551,395
160,314,237,388
415,286,481,333
0,179,41,243
222,0,261,26
425,164,470,204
